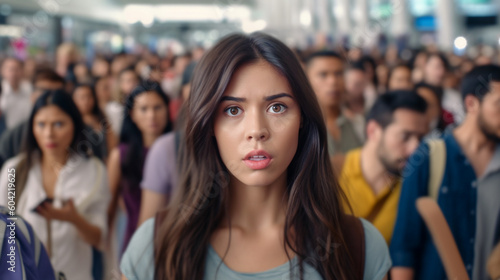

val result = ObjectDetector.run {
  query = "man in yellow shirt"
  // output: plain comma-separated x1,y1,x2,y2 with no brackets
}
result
339,91,429,243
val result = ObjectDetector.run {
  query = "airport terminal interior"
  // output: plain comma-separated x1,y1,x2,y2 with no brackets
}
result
0,0,500,279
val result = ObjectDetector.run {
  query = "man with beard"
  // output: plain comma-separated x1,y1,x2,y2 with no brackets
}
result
338,91,428,244
391,65,500,280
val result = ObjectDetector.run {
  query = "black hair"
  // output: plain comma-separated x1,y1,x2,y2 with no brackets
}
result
359,55,379,86
347,61,366,73
427,52,450,72
461,64,500,101
32,68,66,87
367,90,428,128
119,66,140,80
387,64,412,89
414,82,443,103
305,50,344,67
414,82,447,130
72,83,107,123
409,48,427,69
120,81,173,186
15,89,88,204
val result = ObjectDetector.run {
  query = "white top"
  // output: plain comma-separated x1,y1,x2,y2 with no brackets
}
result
0,79,33,129
0,153,110,280
105,101,124,136
442,88,465,125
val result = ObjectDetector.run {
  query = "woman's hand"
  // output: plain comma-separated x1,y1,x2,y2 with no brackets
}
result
36,199,80,223
37,199,102,248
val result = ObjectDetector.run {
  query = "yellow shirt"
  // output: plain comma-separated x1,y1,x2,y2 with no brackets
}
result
339,148,401,244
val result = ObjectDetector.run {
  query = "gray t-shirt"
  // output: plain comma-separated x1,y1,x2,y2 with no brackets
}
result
140,132,179,195
473,144,500,280
120,218,391,280
327,116,363,156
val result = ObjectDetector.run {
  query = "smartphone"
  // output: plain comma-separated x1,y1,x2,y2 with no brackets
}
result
31,198,54,213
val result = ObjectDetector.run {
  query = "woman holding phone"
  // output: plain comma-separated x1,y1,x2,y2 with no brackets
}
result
121,33,391,280
0,89,110,280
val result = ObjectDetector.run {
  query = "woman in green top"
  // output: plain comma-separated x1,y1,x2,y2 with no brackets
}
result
121,33,390,280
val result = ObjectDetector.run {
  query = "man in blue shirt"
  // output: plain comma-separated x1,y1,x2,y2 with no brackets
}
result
390,65,500,280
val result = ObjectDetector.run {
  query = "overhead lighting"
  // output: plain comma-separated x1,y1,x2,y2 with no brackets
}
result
0,25,24,37
123,4,251,24
300,10,311,27
241,20,267,33
454,36,467,50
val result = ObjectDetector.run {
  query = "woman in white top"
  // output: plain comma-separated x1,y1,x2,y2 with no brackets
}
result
0,89,110,280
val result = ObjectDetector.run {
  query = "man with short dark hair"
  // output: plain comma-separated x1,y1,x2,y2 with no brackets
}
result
339,91,428,243
305,51,363,156
1,57,33,129
391,65,500,280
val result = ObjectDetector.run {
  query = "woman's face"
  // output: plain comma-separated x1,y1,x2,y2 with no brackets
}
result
388,67,413,91
131,92,168,136
424,56,446,86
213,61,301,187
73,86,95,115
33,105,75,157
95,77,112,104
120,71,139,96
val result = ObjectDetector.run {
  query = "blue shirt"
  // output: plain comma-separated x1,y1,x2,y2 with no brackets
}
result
390,132,500,280
121,218,391,280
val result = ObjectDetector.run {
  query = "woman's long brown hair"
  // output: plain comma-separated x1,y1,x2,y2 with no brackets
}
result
154,33,355,279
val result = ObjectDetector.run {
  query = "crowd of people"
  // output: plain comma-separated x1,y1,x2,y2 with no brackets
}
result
0,32,499,280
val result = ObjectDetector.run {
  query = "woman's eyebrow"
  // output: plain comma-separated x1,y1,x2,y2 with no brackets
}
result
264,93,293,101
221,96,246,102
220,93,293,102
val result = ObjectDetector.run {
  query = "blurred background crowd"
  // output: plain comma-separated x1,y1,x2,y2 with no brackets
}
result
0,0,500,279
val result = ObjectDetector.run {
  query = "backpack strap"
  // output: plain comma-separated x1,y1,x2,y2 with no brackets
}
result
426,139,446,200
340,214,365,280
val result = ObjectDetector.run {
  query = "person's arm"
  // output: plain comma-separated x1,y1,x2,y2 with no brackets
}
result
138,189,168,225
105,127,118,157
390,267,414,280
106,148,121,231
137,133,177,225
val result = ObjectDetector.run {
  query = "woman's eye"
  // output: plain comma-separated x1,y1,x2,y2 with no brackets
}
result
37,122,45,128
54,122,63,128
224,106,242,116
268,104,287,114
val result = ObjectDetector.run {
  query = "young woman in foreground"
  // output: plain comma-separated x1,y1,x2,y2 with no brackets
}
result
121,33,391,280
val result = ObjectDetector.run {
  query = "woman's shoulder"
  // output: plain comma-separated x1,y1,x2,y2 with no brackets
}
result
360,218,392,280
2,153,26,170
121,218,156,280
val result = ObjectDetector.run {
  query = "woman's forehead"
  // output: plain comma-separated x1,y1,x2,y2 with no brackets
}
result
222,61,294,99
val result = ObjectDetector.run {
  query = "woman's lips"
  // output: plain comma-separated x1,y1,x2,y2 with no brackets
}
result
243,150,272,170
45,143,57,149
